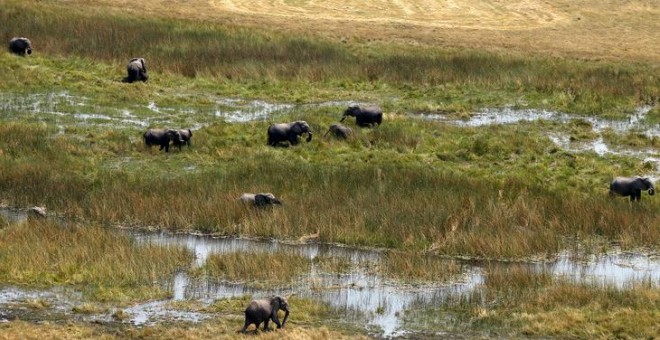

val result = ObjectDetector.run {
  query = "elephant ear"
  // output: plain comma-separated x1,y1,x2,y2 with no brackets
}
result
270,296,281,310
291,122,303,135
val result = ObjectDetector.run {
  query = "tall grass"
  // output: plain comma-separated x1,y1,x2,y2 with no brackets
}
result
0,121,658,258
2,1,656,114
0,219,193,302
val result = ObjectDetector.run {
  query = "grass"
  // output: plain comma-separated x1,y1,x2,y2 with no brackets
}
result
0,219,193,302
402,266,660,338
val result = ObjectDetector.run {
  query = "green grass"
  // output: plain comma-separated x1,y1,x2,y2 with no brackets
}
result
2,0,658,116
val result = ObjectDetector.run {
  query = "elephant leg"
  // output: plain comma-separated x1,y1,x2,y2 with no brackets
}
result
263,319,270,331
241,321,251,333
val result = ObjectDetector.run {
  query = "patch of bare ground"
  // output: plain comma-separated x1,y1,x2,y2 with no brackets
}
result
52,0,659,63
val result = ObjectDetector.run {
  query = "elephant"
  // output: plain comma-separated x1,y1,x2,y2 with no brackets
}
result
239,193,282,207
124,57,148,83
609,176,655,201
340,105,382,127
323,123,352,139
143,128,184,153
267,121,313,146
172,129,193,150
8,37,32,56
241,295,289,333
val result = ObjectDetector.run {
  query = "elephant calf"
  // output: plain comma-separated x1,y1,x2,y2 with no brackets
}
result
324,123,352,139
8,37,32,56
172,129,193,150
241,295,289,333
609,176,655,202
239,193,282,207
124,57,148,83
143,128,184,153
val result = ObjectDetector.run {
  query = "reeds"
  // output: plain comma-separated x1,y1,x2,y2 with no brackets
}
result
0,219,192,301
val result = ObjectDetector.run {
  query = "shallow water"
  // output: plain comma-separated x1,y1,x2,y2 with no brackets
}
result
0,221,658,337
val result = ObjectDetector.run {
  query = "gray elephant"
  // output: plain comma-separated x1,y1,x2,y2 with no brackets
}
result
124,57,148,83
609,176,655,201
239,193,282,207
8,37,32,56
143,128,184,153
241,295,289,333
341,105,382,127
323,123,352,139
267,121,313,146
172,129,193,150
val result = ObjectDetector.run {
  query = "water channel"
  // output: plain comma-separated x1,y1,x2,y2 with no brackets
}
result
1,209,659,337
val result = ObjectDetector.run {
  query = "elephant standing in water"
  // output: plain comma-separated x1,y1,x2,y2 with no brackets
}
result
239,193,282,207
143,129,184,153
241,295,289,333
172,129,193,150
609,176,655,201
8,37,32,56
124,58,148,83
267,121,312,146
341,105,382,127
324,123,352,139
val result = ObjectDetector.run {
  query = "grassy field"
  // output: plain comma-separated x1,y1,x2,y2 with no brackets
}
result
0,0,659,338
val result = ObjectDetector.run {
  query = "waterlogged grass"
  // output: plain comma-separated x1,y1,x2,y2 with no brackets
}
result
0,220,193,302
402,266,660,338
204,252,310,287
1,1,658,116
0,118,658,258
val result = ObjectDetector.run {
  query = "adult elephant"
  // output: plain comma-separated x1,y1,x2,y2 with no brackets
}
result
323,123,352,139
241,295,289,333
609,176,655,202
143,128,183,153
267,121,312,146
340,105,382,127
239,193,282,207
172,129,193,150
124,57,148,83
8,37,32,56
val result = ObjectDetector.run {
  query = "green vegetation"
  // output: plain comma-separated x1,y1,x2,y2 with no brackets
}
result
403,266,660,338
0,220,192,302
0,0,658,338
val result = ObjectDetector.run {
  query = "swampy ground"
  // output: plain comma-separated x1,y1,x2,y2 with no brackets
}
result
1,0,659,338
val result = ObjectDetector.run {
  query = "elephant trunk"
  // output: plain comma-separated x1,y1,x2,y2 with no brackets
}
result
281,308,289,327
306,132,313,142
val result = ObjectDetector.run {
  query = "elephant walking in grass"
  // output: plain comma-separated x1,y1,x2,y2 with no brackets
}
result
267,121,312,147
239,193,282,207
241,296,289,333
143,129,184,153
172,129,193,150
609,176,655,202
8,37,32,56
124,58,148,83
341,105,382,127
324,123,352,139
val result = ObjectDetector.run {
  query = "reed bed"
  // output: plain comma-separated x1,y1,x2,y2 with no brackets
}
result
0,219,192,302
204,252,310,286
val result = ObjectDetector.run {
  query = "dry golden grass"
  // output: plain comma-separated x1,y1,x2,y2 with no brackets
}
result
50,0,660,63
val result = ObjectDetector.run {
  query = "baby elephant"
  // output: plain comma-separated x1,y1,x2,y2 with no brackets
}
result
239,193,282,207
8,37,32,56
324,123,352,139
609,176,655,202
143,128,184,153
172,129,193,150
241,295,289,333
124,57,148,83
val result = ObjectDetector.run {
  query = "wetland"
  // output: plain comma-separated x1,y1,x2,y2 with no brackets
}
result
1,0,659,338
